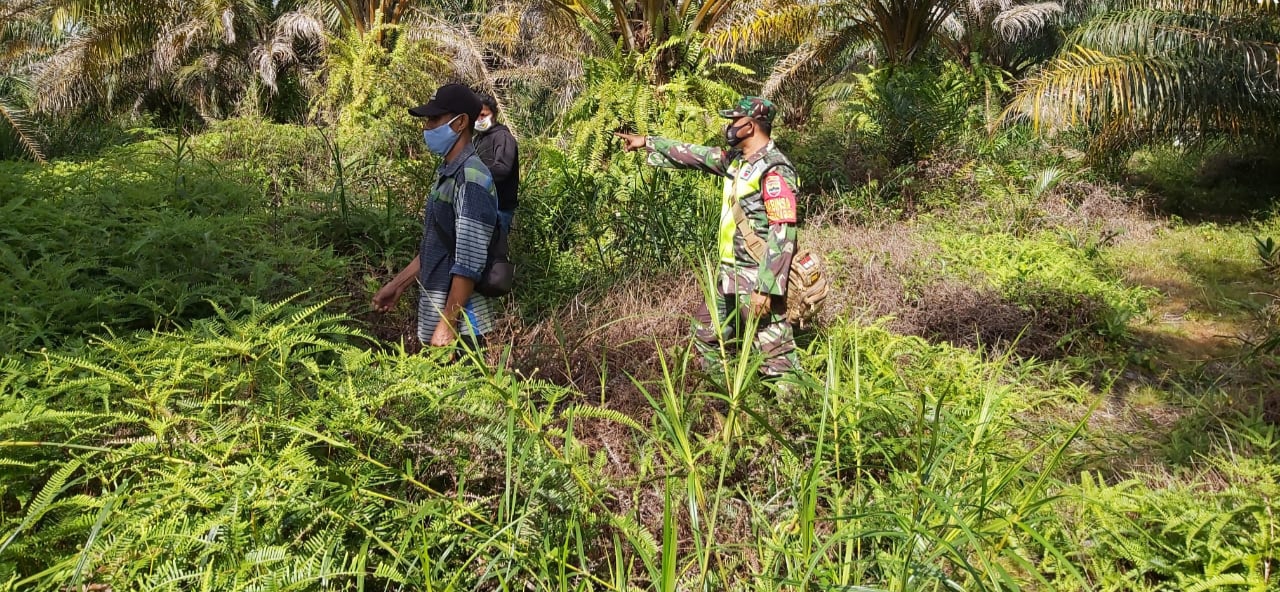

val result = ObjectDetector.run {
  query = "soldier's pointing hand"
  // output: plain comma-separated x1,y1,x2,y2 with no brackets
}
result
613,132,646,152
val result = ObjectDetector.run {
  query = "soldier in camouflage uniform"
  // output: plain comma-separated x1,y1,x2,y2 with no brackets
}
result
616,97,801,378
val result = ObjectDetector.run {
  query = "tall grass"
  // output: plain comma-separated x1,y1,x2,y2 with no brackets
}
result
2,296,1276,589
3,125,1277,591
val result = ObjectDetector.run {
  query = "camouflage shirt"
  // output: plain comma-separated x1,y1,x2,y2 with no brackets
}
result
646,137,799,296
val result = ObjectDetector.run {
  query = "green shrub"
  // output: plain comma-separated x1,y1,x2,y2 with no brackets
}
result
512,57,733,314
2,289,1275,591
773,117,894,215
1058,410,1280,591
0,148,372,354
193,117,436,214
936,232,1154,346
842,63,981,167
0,303,1090,591
3,113,146,161
1127,141,1280,219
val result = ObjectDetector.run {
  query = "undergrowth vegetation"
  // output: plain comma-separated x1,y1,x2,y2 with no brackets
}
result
3,0,1280,586
2,293,1275,590
936,231,1154,348
2,105,1277,588
0,152,351,354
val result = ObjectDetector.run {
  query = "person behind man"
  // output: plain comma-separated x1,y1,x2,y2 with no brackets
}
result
473,93,519,231
372,83,498,352
614,97,800,379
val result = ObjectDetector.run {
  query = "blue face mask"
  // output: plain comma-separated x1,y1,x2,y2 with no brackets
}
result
422,115,462,155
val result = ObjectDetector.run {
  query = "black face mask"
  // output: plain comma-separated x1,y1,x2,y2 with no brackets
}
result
724,122,750,147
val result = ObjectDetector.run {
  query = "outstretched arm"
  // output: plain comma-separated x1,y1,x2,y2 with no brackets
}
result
614,132,733,177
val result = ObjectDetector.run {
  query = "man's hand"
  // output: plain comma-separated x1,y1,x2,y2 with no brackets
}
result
372,283,405,313
429,317,458,347
749,293,772,319
613,132,646,153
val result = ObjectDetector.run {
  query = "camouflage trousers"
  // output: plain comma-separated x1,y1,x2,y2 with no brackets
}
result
692,266,798,378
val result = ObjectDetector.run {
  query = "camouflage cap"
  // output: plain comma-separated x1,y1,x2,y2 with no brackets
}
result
719,96,777,126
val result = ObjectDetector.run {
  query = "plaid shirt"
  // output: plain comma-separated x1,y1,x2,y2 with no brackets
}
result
417,143,498,340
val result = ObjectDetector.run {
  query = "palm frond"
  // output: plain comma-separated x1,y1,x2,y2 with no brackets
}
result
0,94,46,163
401,9,493,90
1070,8,1280,76
993,2,1062,42
762,29,870,97
1007,45,1278,136
705,1,831,59
1007,0,1280,141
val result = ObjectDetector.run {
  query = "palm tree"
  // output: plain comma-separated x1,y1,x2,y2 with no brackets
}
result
31,0,329,119
938,0,1064,76
1005,0,1280,147
27,0,516,122
480,0,791,89
1,0,50,162
534,0,752,56
450,0,773,137
709,0,969,117
317,0,419,39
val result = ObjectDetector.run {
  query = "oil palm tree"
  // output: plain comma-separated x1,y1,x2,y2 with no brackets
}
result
1,0,50,162
482,0,790,87
710,0,969,112
462,0,772,137
32,0,328,119
938,0,1064,76
28,0,510,121
1006,0,1280,147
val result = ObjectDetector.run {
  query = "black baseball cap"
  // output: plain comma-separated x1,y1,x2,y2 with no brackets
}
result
408,83,482,124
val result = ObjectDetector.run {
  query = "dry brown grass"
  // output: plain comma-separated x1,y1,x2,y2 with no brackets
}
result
489,272,703,415
804,220,1118,358
806,223,934,326
1043,180,1162,245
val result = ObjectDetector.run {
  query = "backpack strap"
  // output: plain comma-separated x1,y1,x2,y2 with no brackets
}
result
731,200,767,264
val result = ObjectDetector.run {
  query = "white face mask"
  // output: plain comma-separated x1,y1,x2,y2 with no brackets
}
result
474,116,493,132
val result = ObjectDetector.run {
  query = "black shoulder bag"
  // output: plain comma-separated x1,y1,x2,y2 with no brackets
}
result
432,176,514,298
476,223,513,297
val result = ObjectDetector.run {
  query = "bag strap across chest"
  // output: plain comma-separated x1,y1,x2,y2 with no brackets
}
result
730,162,794,264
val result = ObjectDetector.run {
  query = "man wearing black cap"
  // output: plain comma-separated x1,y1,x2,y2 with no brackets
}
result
372,83,499,352
614,97,801,379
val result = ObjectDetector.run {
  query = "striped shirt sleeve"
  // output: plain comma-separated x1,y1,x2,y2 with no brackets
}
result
450,180,496,280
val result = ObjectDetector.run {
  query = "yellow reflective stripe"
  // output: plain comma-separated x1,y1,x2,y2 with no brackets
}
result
718,160,765,264
718,178,736,263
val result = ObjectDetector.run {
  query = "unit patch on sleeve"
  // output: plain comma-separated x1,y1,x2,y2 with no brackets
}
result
762,171,797,224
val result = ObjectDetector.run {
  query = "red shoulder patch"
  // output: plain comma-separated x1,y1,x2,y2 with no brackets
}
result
762,171,797,224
